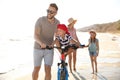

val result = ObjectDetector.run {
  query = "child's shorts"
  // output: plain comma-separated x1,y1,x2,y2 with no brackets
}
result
89,51,97,56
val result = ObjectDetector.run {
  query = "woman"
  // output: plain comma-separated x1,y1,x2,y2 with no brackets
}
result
67,18,81,73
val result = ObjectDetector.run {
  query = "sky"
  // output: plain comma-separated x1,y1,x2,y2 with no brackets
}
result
0,0,120,36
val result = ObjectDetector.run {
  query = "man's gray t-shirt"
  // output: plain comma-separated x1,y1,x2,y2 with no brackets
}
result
34,16,60,49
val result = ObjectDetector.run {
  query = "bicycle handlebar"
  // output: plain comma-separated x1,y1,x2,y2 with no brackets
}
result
44,44,79,50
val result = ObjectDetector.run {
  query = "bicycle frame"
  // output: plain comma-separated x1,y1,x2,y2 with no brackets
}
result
57,47,69,80
45,44,78,80
57,44,79,80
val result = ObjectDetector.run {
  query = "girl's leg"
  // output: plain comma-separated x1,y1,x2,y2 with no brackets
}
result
73,50,77,71
94,56,98,73
90,56,94,74
69,54,72,73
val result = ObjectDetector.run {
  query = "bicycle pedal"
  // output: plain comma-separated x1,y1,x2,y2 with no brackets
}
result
57,63,61,66
65,63,68,66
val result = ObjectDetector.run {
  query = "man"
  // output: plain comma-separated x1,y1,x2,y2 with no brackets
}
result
32,3,60,80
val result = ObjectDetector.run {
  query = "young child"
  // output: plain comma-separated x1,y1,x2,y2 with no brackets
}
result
53,24,80,57
85,30,99,74
67,18,81,72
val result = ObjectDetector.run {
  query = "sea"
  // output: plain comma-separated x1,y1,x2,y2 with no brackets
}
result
0,32,120,75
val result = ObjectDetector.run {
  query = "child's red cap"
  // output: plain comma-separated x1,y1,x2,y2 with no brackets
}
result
57,24,70,34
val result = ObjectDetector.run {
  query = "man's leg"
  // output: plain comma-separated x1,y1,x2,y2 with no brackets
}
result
32,66,40,80
32,49,43,80
44,49,54,80
45,65,51,80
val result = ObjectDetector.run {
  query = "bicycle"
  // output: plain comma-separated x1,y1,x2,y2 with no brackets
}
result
45,44,79,80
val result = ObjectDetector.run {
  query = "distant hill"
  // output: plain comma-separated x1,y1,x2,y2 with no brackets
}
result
78,20,120,33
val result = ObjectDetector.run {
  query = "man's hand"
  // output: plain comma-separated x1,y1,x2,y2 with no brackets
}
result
40,43,46,48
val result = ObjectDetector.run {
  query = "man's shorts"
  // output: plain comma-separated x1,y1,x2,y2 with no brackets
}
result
33,49,54,67
89,51,97,56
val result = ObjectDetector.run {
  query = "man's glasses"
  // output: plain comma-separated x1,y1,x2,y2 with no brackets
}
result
47,9,56,14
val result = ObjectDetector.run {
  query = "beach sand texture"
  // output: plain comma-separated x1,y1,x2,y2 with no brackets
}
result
0,32,120,80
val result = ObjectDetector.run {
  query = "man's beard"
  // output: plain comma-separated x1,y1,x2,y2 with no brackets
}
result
47,15,54,19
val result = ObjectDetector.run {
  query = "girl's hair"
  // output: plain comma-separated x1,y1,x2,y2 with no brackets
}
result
90,37,96,43
90,33,96,43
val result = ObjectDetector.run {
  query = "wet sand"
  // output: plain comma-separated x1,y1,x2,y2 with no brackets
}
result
0,32,120,80
15,62,120,80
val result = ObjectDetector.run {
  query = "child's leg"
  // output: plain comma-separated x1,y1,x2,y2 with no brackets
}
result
94,56,97,73
90,56,94,74
73,50,77,71
65,49,73,57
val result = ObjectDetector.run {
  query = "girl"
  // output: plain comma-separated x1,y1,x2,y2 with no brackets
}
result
86,30,99,74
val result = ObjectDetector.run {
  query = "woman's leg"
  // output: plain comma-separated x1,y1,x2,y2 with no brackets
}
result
73,50,77,71
69,54,72,73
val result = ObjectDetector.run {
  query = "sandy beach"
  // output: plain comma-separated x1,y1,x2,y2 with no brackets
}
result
0,32,120,80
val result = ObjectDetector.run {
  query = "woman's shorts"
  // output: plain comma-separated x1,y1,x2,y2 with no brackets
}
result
33,49,54,67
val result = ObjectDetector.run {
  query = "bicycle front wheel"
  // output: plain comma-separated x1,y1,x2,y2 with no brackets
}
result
60,70,66,80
